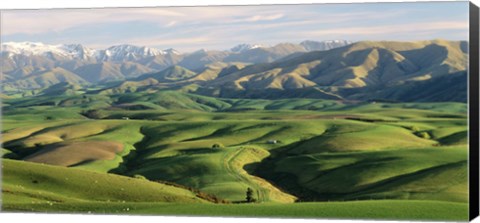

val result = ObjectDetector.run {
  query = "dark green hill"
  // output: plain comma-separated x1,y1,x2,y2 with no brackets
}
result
343,71,467,102
39,82,83,96
2,159,211,205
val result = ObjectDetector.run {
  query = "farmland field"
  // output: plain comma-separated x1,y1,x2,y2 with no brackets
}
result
1,91,469,220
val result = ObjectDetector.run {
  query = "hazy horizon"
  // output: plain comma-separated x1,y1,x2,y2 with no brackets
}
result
1,2,469,52
1,38,469,54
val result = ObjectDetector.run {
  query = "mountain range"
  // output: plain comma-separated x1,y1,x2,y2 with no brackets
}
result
1,42,179,61
1,39,468,102
1,40,351,89
102,39,468,102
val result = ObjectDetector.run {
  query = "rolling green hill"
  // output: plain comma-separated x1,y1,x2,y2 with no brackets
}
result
344,71,467,102
2,90,468,114
2,159,211,207
39,82,83,96
1,89,469,219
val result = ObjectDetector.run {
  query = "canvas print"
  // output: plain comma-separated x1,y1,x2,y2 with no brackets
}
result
0,2,473,221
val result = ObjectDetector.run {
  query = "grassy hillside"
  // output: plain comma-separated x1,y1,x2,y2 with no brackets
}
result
257,147,467,202
3,119,145,172
39,82,84,96
2,90,468,114
2,159,209,205
1,89,469,220
1,160,467,220
2,199,468,221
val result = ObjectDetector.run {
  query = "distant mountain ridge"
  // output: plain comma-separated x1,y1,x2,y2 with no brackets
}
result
1,40,352,89
1,40,350,63
230,43,265,53
300,40,352,51
102,39,467,102
1,39,469,103
1,42,179,62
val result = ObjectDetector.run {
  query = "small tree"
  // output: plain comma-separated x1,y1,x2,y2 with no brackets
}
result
212,143,222,149
246,187,256,203
82,109,102,119
409,126,420,132
133,174,147,180
416,131,431,139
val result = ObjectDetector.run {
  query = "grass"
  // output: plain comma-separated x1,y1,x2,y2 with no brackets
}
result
1,90,470,220
3,119,145,172
2,200,468,221
4,158,468,221
2,90,468,114
2,157,468,220
264,146,467,202
2,159,208,203
24,141,124,167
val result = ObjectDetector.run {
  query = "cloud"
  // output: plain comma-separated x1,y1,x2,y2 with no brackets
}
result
1,3,469,51
165,21,177,27
306,21,468,36
243,13,285,22
0,7,247,34
1,7,189,35
84,35,214,52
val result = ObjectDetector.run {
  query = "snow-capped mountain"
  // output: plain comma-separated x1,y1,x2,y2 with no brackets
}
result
1,40,353,90
229,40,352,54
230,43,265,53
62,44,97,60
300,40,352,51
96,44,175,62
163,48,181,55
1,42,180,62
1,42,96,60
1,40,350,63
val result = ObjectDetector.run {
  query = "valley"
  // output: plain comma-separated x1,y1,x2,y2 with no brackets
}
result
0,39,470,220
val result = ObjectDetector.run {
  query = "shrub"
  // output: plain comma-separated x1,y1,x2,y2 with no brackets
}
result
415,131,431,139
409,126,420,132
154,179,229,204
212,143,223,149
133,174,147,180
81,109,103,119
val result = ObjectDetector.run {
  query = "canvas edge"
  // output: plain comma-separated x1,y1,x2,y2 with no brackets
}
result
469,1,480,221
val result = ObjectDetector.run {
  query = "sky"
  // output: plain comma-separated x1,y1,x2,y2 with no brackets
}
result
0,1,470,52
